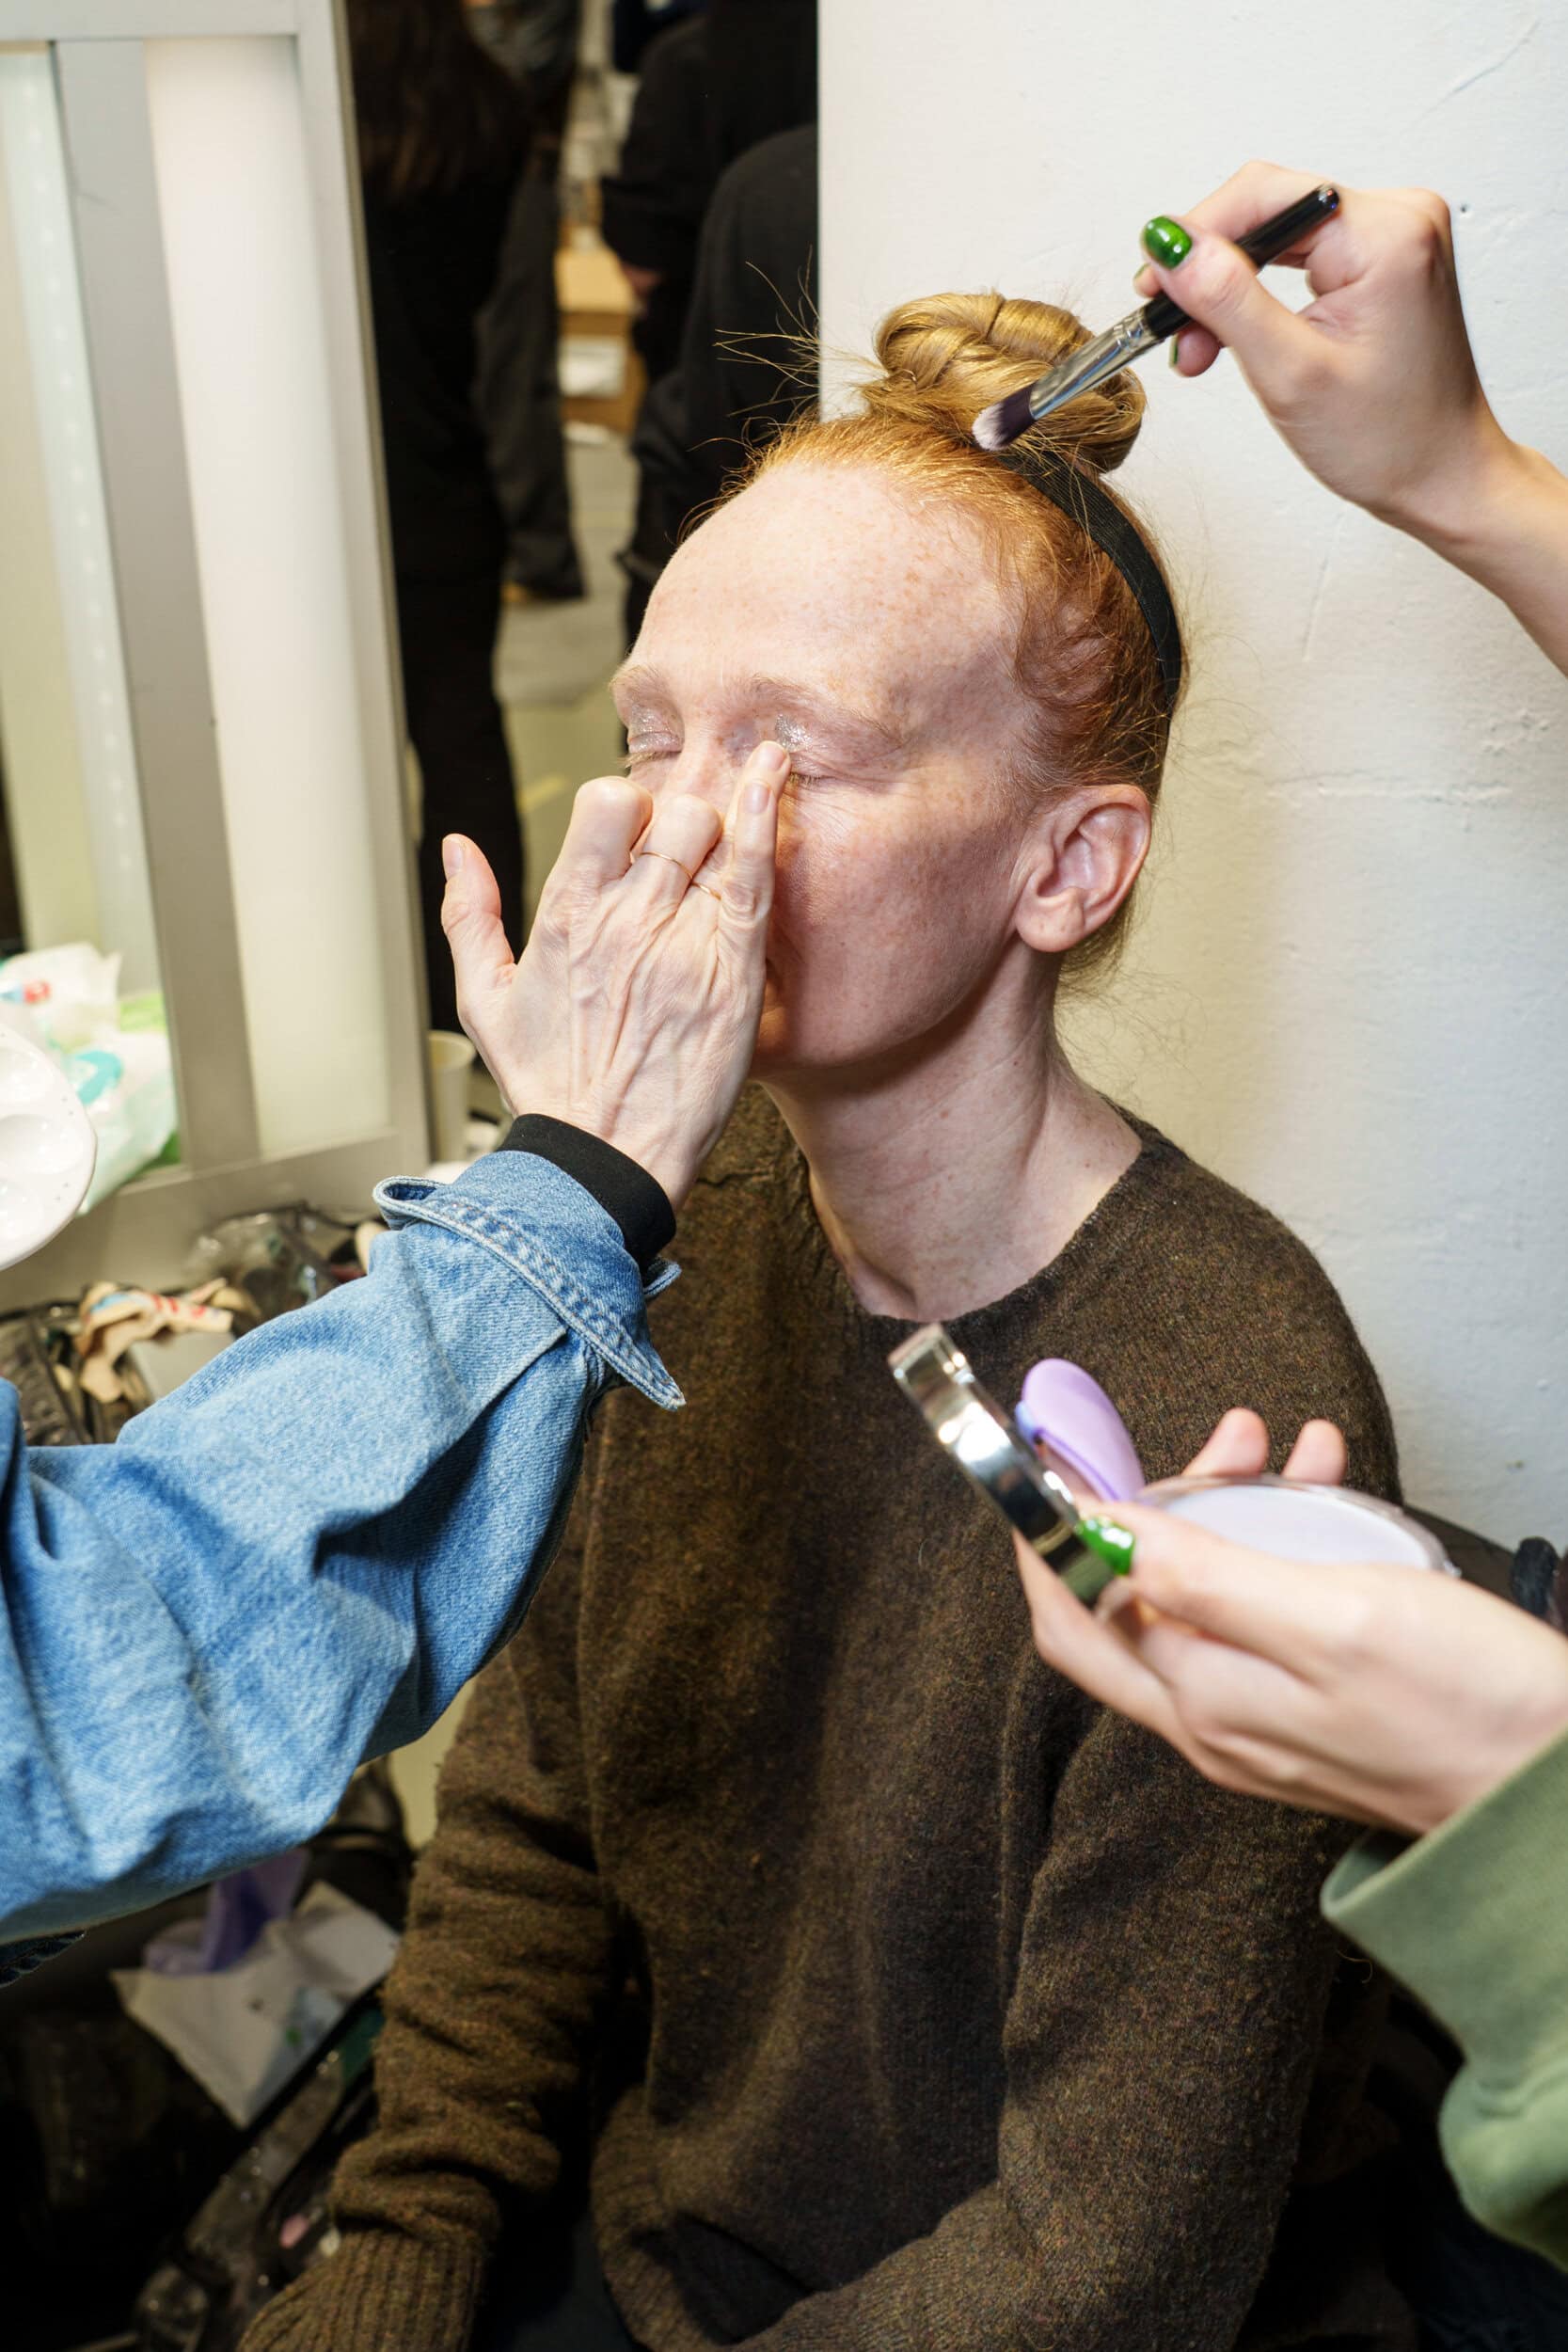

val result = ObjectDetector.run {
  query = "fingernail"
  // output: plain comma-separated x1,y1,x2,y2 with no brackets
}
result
753,741,790,781
1132,262,1156,296
441,835,466,880
1077,1515,1136,1576
1141,215,1193,271
1168,332,1182,371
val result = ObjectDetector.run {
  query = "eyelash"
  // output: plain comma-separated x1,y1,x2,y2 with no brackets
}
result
620,751,823,787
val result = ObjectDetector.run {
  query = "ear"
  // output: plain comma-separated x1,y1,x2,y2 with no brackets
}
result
1012,786,1150,957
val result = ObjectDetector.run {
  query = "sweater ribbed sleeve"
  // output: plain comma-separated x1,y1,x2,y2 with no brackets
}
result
240,2233,484,2352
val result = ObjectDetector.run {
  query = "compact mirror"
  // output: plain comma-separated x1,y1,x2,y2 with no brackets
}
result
892,1324,1460,1604
889,1324,1083,1563
1144,1474,1458,1575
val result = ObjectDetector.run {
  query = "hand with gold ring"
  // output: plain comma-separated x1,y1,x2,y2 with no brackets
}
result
440,740,786,1207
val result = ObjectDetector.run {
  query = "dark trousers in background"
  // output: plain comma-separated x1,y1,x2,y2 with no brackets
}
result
472,2205,640,2352
396,565,524,1037
478,163,585,603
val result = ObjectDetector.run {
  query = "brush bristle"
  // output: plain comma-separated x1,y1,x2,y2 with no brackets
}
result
971,384,1037,452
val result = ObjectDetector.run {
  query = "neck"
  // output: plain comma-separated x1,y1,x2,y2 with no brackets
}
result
765,983,1139,1322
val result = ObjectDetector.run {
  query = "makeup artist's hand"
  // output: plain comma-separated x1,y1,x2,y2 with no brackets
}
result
1137,162,1568,674
441,740,786,1208
1014,1417,1568,1836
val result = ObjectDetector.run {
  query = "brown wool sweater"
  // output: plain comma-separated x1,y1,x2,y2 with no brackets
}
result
245,1096,1416,2352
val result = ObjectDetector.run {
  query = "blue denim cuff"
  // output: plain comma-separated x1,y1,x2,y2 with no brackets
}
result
376,1149,682,1410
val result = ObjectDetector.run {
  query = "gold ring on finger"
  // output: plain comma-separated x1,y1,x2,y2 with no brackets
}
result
635,847,696,884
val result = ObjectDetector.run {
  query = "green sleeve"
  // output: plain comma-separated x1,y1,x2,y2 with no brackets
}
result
1322,1724,1568,2270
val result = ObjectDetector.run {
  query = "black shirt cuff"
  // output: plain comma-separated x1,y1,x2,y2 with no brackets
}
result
498,1116,675,1275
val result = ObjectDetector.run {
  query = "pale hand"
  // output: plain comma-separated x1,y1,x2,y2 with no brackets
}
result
1136,161,1513,539
1014,1408,1568,1836
441,740,785,1208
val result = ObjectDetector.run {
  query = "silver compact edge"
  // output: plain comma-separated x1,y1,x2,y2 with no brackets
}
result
889,1324,1082,1563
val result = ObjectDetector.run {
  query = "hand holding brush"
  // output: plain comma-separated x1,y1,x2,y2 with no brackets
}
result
1130,161,1568,675
973,183,1339,450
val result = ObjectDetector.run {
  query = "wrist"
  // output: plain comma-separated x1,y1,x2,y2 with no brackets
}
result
501,1082,704,1214
498,1113,677,1268
1392,422,1544,570
571,1117,690,1212
1416,1676,1568,1836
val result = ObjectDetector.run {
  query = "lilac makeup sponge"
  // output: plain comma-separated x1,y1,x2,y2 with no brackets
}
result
1015,1359,1146,1503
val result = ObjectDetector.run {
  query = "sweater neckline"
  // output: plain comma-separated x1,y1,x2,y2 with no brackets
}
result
770,1108,1180,1356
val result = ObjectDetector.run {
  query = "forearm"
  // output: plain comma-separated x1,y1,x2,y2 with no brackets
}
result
1403,435,1568,677
0,1149,678,1947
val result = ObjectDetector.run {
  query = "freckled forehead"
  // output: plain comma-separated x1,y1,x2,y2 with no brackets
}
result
635,464,1016,732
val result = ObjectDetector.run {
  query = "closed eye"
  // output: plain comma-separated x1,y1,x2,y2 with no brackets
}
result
620,752,826,788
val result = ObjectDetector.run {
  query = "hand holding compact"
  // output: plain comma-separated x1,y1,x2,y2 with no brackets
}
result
1016,1409,1568,1836
442,740,785,1207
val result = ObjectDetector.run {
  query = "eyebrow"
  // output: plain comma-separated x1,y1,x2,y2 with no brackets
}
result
610,664,911,755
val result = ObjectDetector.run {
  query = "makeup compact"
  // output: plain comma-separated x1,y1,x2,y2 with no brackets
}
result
0,1020,97,1271
889,1325,1456,1603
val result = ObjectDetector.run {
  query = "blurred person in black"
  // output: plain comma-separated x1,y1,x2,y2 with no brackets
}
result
610,0,708,74
632,123,817,594
467,0,588,604
600,0,816,640
348,0,530,1033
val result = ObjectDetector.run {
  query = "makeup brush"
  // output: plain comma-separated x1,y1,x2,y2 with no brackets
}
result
972,184,1340,453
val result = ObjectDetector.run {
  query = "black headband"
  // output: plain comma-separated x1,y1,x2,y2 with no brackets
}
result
992,441,1183,716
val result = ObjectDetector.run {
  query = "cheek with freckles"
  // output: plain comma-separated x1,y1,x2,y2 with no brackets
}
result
758,777,1018,1070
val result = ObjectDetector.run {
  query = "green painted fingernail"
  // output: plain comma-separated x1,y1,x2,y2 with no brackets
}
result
1078,1515,1136,1575
1168,331,1182,371
1141,215,1193,270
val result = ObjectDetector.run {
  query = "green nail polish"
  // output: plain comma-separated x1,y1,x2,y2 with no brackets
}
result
1141,215,1193,271
1168,331,1182,371
1078,1515,1136,1576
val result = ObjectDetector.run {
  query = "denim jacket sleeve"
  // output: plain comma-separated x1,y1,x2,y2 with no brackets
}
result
0,1150,680,1965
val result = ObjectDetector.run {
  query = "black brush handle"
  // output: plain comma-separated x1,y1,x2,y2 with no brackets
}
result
1142,183,1340,340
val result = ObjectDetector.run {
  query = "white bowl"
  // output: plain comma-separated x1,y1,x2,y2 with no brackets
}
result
0,1026,97,1269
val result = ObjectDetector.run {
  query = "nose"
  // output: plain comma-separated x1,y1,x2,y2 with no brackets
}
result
652,734,752,818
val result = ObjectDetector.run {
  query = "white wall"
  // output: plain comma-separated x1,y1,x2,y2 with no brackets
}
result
822,3,1567,1542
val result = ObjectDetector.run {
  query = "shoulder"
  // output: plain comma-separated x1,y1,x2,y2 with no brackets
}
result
1114,1120,1363,1327
713,124,818,220
1095,1122,1401,1498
